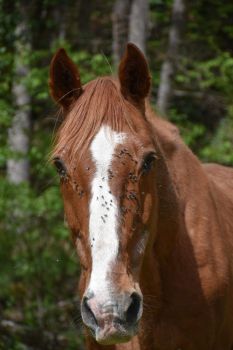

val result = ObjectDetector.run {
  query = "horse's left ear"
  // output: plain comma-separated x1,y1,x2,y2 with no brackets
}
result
118,43,151,106
49,48,83,109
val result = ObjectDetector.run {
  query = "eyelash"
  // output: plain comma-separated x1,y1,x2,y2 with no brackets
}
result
53,157,67,178
141,154,156,174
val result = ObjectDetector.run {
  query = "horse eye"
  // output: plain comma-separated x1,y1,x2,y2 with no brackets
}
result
53,157,67,178
141,153,156,174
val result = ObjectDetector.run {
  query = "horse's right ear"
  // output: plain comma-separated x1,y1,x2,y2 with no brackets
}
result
49,48,83,109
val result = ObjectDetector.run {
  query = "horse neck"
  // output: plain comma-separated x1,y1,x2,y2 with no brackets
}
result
143,111,212,269
140,113,212,305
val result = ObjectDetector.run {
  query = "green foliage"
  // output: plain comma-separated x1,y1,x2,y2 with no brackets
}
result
201,107,233,164
168,108,206,150
0,178,82,346
170,52,233,163
0,27,15,166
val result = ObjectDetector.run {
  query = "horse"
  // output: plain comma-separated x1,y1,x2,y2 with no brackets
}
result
49,43,233,350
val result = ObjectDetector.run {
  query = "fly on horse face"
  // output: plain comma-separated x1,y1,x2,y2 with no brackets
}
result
49,44,233,350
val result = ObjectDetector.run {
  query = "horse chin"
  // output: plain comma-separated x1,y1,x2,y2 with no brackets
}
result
94,325,136,345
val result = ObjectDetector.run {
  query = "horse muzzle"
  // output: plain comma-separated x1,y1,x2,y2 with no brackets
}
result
81,291,143,345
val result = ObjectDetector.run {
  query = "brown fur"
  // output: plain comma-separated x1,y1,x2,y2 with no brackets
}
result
52,77,138,164
50,44,233,350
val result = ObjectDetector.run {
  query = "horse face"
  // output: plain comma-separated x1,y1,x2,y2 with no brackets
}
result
56,123,157,345
50,44,156,344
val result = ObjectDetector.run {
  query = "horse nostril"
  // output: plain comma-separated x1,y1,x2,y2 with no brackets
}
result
125,292,142,324
82,296,98,329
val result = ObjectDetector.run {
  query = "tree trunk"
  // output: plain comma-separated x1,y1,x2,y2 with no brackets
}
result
128,0,149,55
157,0,185,115
112,0,131,67
7,21,31,184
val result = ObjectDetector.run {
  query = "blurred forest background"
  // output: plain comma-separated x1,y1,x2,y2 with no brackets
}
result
0,0,233,349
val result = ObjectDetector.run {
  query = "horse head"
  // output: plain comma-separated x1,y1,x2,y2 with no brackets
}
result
49,44,158,345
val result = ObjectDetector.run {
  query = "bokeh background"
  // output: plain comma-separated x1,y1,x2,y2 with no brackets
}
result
0,0,233,349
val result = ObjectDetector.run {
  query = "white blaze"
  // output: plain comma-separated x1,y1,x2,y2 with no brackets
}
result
88,125,125,297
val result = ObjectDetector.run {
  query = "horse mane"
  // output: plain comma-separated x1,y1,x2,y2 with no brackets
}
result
52,77,138,164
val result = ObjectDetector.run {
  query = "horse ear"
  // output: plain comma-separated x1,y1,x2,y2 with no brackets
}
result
49,48,83,109
118,43,151,105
